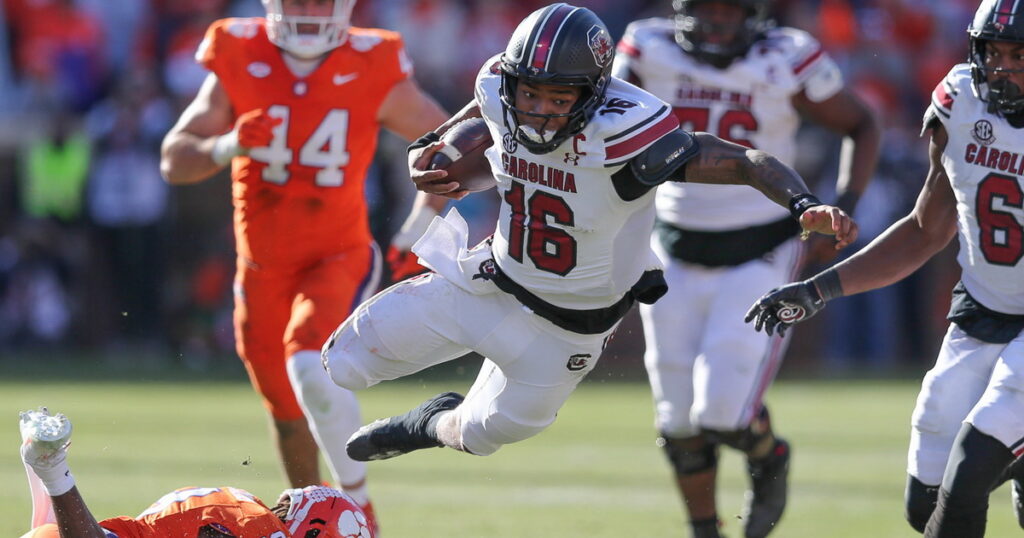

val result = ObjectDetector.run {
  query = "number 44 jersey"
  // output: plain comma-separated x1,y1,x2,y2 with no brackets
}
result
197,18,411,267
612,18,844,231
926,64,1024,315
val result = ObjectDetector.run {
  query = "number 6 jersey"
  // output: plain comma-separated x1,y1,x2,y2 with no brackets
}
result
197,18,410,267
925,64,1024,315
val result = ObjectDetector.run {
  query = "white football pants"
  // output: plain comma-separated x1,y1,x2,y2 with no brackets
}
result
322,272,615,456
639,237,802,437
908,324,1024,485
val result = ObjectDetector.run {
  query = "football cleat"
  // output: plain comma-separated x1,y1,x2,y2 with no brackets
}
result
346,392,464,462
19,408,72,469
19,407,72,465
743,439,790,538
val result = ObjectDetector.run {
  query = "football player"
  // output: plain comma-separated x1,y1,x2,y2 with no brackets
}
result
18,408,374,538
320,2,855,485
746,1,1024,535
611,1,880,536
159,0,450,529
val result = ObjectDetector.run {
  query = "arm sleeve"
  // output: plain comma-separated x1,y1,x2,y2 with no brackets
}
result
786,30,844,103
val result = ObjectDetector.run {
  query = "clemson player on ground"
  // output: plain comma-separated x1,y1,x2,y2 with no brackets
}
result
20,408,373,538
159,1,448,531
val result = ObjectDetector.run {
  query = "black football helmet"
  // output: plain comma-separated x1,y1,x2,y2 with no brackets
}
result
969,0,1024,120
499,3,613,154
673,0,771,68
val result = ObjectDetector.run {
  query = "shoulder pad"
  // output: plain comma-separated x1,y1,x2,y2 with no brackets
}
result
195,18,264,70
629,129,700,186
928,64,971,124
474,54,504,121
348,28,402,52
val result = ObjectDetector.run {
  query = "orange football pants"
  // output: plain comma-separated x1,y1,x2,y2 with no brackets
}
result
233,244,377,421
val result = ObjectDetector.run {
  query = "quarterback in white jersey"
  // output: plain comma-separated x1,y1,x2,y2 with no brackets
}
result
748,1,1024,536
612,1,880,537
321,3,854,490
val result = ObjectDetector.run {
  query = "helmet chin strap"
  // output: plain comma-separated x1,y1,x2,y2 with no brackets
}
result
987,78,1024,126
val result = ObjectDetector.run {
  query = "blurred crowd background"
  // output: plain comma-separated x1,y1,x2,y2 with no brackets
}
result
0,0,978,374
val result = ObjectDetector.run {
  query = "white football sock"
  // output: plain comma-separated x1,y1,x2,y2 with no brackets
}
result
24,461,56,528
287,351,369,488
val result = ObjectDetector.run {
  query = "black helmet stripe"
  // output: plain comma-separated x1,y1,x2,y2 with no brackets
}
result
528,4,579,71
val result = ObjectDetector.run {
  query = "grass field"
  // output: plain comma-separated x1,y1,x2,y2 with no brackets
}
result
0,358,1018,537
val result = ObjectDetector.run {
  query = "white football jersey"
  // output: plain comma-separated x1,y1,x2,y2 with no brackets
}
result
926,64,1024,315
613,19,844,230
475,55,680,309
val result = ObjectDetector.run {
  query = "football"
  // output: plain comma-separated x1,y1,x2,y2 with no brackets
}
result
428,117,496,192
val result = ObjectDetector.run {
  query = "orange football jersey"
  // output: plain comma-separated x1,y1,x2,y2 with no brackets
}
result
197,18,411,267
98,486,289,537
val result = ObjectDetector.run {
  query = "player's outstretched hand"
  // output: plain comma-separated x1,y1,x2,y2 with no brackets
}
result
235,109,283,149
387,246,427,283
408,142,467,200
744,280,825,337
800,234,842,266
799,205,858,250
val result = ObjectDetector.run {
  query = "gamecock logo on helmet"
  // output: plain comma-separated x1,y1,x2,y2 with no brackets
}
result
587,25,613,67
776,303,805,323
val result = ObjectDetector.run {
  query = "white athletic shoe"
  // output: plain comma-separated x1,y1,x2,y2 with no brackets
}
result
19,408,72,470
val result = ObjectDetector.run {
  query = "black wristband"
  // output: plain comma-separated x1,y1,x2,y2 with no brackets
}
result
788,193,823,221
810,268,843,302
408,131,440,153
834,191,860,216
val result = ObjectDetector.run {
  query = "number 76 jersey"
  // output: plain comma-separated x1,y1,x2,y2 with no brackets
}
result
927,64,1024,314
197,18,411,267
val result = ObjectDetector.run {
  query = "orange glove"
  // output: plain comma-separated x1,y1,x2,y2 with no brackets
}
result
235,109,283,149
387,245,428,283
211,109,284,166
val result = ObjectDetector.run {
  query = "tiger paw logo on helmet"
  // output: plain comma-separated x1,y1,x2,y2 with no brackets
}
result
283,486,373,538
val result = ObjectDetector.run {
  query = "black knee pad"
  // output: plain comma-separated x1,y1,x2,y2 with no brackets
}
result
658,434,719,476
941,424,1013,507
905,475,939,533
922,424,1015,538
702,406,772,452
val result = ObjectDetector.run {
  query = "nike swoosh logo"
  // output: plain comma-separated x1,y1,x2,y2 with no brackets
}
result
333,72,359,86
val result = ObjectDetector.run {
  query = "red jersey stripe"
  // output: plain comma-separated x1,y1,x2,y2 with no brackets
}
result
793,48,823,75
617,40,641,58
605,114,679,161
933,80,954,111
